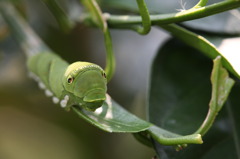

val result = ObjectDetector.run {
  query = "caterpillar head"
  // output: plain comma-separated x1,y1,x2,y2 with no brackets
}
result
63,62,107,111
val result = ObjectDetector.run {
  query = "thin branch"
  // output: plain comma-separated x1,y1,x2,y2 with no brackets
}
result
103,0,240,28
134,0,151,34
80,0,116,82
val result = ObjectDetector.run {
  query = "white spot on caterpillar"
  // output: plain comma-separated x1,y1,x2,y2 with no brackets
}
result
38,82,46,89
45,90,53,97
28,72,34,78
34,76,40,81
28,72,39,81
52,97,59,104
64,95,69,100
60,100,67,108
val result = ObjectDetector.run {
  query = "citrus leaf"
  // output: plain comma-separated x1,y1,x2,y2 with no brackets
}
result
73,93,202,146
210,56,235,111
227,80,240,158
148,38,239,159
195,56,235,135
148,38,212,135
73,94,152,133
160,24,240,79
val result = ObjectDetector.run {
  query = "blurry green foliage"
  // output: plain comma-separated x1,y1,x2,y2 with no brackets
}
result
0,0,240,159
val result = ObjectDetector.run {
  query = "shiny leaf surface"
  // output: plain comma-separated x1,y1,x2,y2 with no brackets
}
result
73,95,152,133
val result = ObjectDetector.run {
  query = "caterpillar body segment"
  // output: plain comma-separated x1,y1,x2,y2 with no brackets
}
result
27,52,107,111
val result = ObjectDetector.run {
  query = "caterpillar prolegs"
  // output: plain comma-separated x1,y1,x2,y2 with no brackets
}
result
27,52,107,111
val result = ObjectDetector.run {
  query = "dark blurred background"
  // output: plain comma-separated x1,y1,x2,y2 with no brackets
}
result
0,0,169,158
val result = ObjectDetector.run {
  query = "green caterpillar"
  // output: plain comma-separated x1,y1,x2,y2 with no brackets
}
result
27,52,107,111
0,2,108,111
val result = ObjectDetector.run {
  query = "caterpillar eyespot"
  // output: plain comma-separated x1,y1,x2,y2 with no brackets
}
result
67,77,74,84
102,72,107,78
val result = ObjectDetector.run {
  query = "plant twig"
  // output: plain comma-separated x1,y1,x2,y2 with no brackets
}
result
133,0,151,34
102,0,240,28
80,0,115,82
148,125,203,145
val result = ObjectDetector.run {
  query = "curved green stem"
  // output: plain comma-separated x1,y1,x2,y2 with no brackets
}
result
80,0,115,82
80,0,106,30
133,0,151,34
41,0,73,33
104,29,116,82
104,0,240,27
193,0,209,8
148,125,203,145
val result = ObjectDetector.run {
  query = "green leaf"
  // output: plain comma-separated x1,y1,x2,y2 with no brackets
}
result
227,81,240,158
74,93,203,145
148,38,212,135
210,56,235,111
148,38,239,159
209,36,240,80
72,95,151,133
195,56,235,135
160,24,240,79
200,137,238,159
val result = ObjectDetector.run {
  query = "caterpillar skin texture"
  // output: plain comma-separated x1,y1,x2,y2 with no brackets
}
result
27,52,107,111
